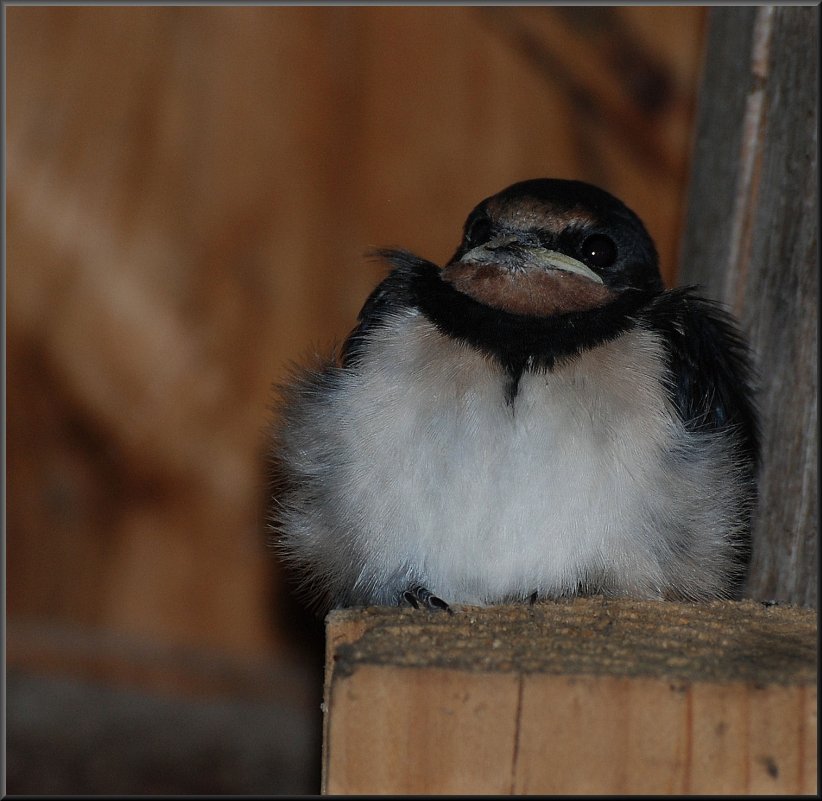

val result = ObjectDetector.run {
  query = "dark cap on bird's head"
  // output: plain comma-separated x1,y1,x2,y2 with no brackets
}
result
443,179,662,317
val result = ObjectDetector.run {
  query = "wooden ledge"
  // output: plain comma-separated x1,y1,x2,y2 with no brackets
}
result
322,598,817,795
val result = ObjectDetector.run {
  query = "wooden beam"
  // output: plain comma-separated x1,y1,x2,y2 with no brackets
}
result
678,6,818,606
323,598,816,795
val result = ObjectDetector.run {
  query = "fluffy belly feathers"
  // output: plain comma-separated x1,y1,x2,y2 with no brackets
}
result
279,311,734,605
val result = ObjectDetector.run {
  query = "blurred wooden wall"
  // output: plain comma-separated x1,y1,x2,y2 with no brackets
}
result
7,6,706,676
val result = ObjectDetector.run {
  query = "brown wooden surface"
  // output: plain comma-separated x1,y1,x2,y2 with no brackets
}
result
678,7,818,607
323,599,817,795
6,6,705,663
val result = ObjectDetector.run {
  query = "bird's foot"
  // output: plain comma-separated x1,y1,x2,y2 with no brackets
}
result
402,584,453,614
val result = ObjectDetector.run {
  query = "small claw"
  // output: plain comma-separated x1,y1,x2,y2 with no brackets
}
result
403,589,421,609
402,584,452,614
429,594,454,615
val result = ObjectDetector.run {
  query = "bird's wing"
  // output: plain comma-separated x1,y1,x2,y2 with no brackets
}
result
339,249,436,368
644,288,760,468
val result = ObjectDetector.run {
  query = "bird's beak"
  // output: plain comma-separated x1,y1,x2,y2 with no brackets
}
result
460,239,604,285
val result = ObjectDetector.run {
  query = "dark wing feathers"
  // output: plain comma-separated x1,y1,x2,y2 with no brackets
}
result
339,250,425,367
643,287,760,469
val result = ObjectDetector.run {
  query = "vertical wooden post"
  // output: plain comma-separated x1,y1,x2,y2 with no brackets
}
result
678,6,818,606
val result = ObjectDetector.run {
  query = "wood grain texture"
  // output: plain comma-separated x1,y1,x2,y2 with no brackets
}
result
679,7,818,607
323,600,817,795
6,6,706,663
327,666,521,795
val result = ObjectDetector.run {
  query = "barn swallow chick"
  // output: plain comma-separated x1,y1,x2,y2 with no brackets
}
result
268,179,759,613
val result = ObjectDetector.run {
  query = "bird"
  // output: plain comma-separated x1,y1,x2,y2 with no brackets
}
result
268,178,759,614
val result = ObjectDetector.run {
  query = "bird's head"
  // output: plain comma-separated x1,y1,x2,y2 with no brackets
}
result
442,179,662,317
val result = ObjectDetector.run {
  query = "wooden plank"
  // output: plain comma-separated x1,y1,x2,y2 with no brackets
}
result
678,6,818,606
326,666,520,794
514,675,684,794
323,598,817,795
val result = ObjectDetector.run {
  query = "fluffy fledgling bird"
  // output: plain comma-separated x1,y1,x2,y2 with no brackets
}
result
268,179,759,613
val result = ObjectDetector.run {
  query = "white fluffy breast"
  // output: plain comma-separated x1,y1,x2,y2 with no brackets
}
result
278,308,743,606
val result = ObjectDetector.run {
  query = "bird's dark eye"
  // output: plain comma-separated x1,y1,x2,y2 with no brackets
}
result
580,234,617,268
465,215,492,248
